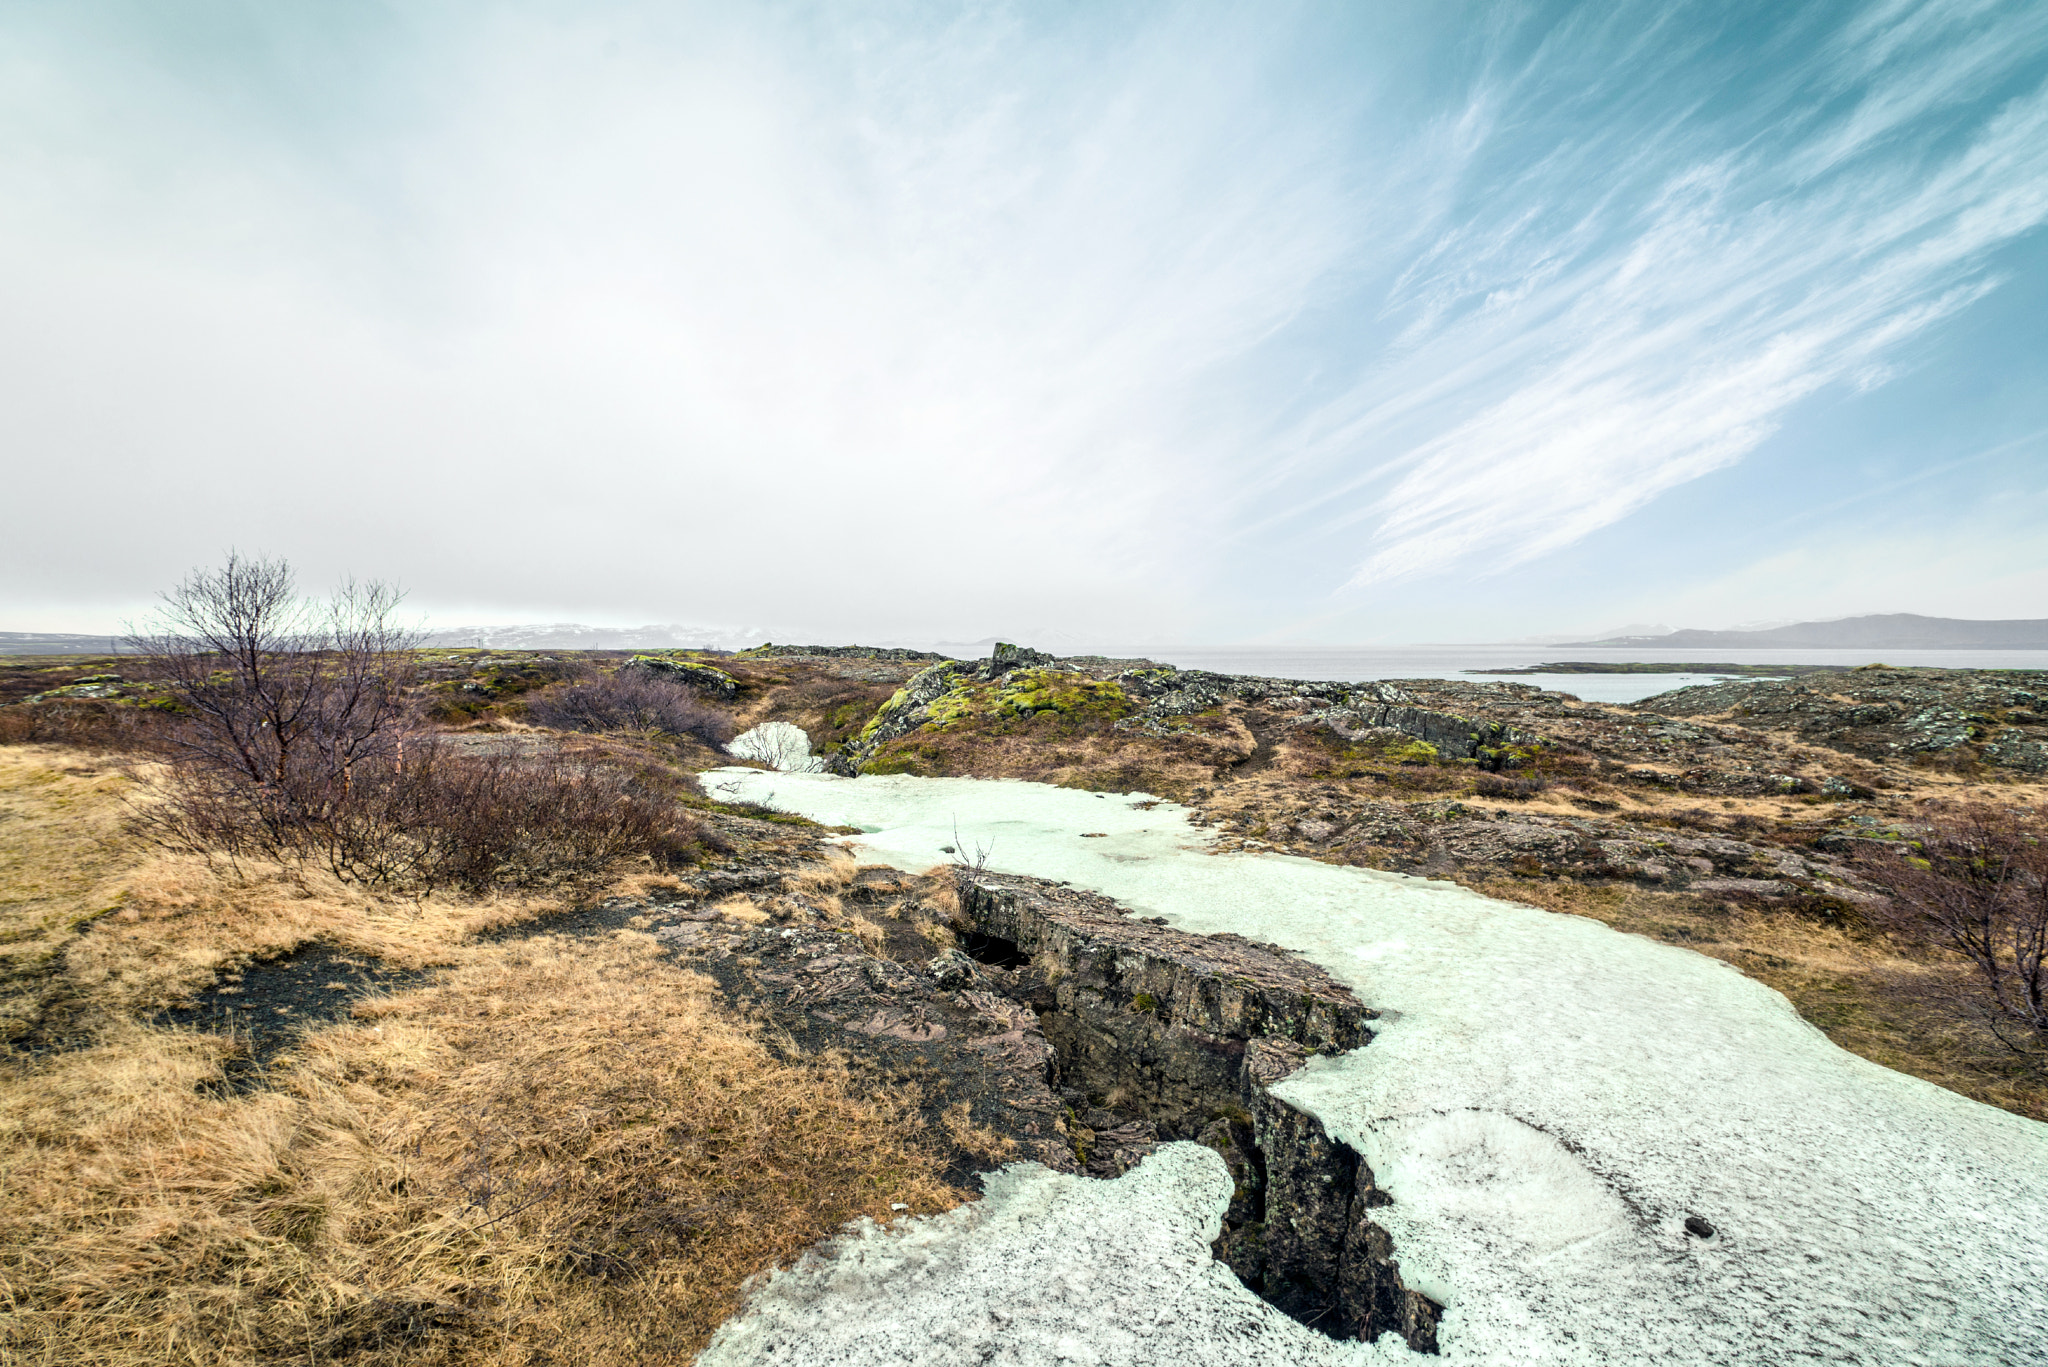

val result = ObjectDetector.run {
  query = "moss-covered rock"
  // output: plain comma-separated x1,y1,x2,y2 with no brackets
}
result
625,655,740,700
993,670,1134,724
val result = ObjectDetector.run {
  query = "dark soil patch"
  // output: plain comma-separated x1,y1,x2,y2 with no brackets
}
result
156,945,435,1085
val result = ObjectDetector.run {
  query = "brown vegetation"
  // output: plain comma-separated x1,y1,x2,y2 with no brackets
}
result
523,667,734,748
114,558,732,896
1858,804,2048,1073
0,739,962,1365
141,741,723,896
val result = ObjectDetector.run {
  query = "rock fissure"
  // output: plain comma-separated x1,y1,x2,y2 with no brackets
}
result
640,858,1440,1351
954,874,1443,1352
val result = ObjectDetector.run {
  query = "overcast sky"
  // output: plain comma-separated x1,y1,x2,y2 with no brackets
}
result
4,0,2046,646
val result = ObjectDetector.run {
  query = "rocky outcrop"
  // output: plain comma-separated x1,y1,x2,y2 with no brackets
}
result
820,652,1545,778
1112,668,1540,764
1635,669,2048,773
828,660,968,774
979,642,1061,679
624,655,740,700
1204,793,1898,906
735,644,956,662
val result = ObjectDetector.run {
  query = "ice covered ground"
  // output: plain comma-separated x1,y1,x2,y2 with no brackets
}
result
696,769,2048,1367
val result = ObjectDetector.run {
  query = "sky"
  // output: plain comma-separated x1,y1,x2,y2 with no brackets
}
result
3,0,2046,647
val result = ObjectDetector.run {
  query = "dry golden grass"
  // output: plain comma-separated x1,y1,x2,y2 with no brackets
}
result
1469,875,2048,1122
0,748,138,1041
0,745,966,1365
1,935,961,1365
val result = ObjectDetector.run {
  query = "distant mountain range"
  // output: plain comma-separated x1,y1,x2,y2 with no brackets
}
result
418,623,769,651
1562,613,2048,650
0,623,798,656
0,623,1066,658
0,632,134,656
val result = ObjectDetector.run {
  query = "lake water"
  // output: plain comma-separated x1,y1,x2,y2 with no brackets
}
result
1140,645,2048,704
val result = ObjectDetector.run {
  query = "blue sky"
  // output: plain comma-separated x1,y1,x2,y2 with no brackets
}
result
3,0,2045,645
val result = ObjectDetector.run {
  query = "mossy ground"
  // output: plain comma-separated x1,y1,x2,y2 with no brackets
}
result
862,670,1248,794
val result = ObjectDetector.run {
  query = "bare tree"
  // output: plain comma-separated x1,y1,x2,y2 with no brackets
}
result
127,552,420,856
1866,806,2048,1071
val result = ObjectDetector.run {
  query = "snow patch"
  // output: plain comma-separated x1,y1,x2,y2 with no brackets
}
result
726,721,826,772
697,768,2048,1366
698,1145,1384,1367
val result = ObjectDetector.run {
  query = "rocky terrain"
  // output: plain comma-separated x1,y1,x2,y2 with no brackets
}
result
8,641,2041,932
606,856,1440,1350
729,649,2034,921
1637,668,2048,772
7,638,2045,1359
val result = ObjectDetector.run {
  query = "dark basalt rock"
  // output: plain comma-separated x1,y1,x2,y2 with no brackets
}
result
1110,669,1539,765
1635,669,2048,773
737,644,956,662
980,642,1061,679
954,874,1440,1352
828,659,969,774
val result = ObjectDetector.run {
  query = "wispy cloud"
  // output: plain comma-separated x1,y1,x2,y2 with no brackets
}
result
1278,1,2048,588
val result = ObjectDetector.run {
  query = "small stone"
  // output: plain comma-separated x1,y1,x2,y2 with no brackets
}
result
1685,1215,1715,1239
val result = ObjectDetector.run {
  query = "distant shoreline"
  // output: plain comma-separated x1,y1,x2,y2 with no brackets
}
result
1479,661,1845,676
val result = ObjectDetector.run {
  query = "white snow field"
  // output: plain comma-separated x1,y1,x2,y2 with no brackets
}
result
725,721,827,773
695,769,2048,1367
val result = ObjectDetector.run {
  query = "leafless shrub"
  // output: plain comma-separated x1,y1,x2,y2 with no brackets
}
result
317,743,715,892
1864,806,2048,1072
1473,773,1548,801
125,555,713,892
526,667,735,747
947,818,996,898
125,553,419,858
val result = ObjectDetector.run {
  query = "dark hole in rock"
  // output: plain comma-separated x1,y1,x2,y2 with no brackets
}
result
1684,1215,1715,1239
960,931,1031,969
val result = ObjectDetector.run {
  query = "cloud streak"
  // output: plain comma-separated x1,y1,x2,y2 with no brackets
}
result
1279,0,2048,588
